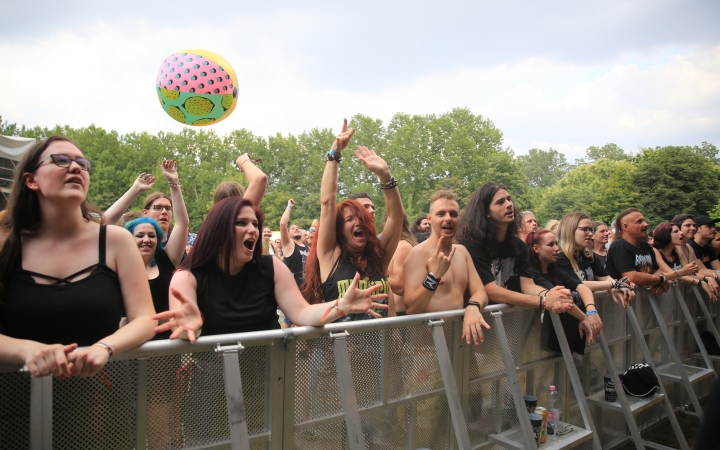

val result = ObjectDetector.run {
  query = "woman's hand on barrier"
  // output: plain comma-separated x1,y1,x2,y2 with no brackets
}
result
132,172,156,193
331,118,355,153
354,146,390,179
152,288,204,342
706,277,719,295
544,286,573,313
584,313,603,342
610,288,634,308
160,159,180,184
578,318,595,343
462,306,491,345
426,237,456,279
701,280,718,303
679,261,699,277
338,272,389,318
23,343,78,378
68,345,110,378
650,282,670,296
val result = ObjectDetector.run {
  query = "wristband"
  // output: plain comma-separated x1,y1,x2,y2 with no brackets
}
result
585,310,598,317
467,301,482,310
93,342,114,357
321,299,346,322
422,272,441,291
288,203,294,209
380,176,398,190
327,150,342,162
168,182,181,188
656,275,665,286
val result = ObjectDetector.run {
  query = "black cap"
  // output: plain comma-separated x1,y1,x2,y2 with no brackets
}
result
622,363,659,397
694,215,720,227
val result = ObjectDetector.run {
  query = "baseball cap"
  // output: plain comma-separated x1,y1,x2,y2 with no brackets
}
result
694,215,720,227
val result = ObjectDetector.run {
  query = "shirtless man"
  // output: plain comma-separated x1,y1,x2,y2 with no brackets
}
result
403,190,490,344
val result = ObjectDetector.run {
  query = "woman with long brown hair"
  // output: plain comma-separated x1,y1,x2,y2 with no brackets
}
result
302,119,405,321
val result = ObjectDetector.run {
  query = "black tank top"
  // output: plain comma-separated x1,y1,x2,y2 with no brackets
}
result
149,248,176,340
660,248,682,271
0,225,124,347
283,242,308,286
191,255,279,336
321,254,389,322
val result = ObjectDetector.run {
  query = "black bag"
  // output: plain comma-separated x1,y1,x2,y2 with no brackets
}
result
621,363,660,397
697,330,720,356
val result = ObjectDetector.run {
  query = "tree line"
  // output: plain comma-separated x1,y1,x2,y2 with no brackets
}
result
1,111,718,231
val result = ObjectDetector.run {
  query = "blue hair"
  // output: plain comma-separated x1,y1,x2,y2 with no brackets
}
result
124,217,165,266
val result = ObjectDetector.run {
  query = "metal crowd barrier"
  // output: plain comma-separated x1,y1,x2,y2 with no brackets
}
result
1,285,718,450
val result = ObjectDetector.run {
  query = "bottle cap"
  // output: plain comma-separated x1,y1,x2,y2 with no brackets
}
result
549,385,556,390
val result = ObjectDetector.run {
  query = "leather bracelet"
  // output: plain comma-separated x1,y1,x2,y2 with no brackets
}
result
380,176,398,190
93,342,113,357
656,275,665,286
327,150,342,162
585,303,595,309
467,301,482,310
422,272,441,291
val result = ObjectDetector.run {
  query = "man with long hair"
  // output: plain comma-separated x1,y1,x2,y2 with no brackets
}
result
456,182,574,313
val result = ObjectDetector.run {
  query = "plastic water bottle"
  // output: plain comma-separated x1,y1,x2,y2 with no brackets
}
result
548,385,561,430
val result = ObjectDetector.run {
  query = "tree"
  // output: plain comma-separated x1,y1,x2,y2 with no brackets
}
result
517,148,570,188
634,146,720,225
585,143,628,162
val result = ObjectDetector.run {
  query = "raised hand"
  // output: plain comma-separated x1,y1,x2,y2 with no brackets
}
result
152,288,204,342
288,199,295,208
462,306,491,345
160,159,180,184
331,118,356,153
338,272,389,318
132,173,156,192
545,286,573,313
23,343,78,378
426,236,456,279
354,146,390,178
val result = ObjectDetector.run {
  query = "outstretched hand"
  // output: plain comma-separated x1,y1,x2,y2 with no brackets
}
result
133,173,156,192
160,159,180,184
427,236,456,279
331,119,355,153
354,146,390,178
152,288,203,342
462,306,491,345
338,272,389,318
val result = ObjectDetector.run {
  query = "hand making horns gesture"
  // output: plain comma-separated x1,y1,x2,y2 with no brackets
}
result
331,118,355,154
426,236,456,279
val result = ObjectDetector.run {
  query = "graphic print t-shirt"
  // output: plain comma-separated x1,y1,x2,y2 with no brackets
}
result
556,252,608,282
688,239,718,268
322,255,390,321
461,237,532,300
605,238,659,279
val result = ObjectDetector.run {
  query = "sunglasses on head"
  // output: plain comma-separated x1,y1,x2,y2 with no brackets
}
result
34,154,92,172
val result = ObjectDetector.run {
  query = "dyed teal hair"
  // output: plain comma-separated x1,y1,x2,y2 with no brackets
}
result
124,217,165,266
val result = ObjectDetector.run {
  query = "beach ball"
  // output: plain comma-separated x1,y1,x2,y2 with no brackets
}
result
156,49,238,126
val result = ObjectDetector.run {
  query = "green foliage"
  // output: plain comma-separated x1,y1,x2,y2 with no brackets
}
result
585,143,629,162
517,148,570,188
634,145,720,225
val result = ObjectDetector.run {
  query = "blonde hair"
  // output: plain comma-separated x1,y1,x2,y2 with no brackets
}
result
213,181,245,204
545,219,560,234
429,190,457,208
557,212,593,274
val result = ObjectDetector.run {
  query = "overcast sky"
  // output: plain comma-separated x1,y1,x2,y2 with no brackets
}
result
1,0,719,160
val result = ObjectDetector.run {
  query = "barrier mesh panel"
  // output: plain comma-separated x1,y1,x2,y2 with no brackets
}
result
295,337,342,422
361,404,409,449
0,371,30,449
600,299,627,342
634,296,656,331
391,325,443,400
467,378,499,444
347,331,382,409
413,395,450,450
468,312,505,380
53,359,138,449
519,310,555,365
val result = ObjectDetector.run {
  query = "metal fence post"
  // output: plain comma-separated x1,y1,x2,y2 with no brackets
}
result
29,375,52,450
134,357,149,449
216,342,251,450
329,330,366,450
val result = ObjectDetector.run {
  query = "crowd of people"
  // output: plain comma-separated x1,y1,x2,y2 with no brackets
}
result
1,120,719,387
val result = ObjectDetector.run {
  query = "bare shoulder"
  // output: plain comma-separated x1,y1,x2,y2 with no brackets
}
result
407,239,432,260
105,223,132,244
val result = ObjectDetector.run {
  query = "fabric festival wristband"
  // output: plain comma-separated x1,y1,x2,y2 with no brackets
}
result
321,299,346,322
585,310,598,317
422,272,440,291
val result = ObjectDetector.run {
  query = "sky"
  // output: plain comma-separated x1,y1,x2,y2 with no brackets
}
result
1,0,719,161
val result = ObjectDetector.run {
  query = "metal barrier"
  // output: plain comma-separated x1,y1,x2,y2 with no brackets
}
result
1,285,718,450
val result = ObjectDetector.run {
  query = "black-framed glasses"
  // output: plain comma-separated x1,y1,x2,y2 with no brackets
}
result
34,154,92,172
577,227,593,235
150,205,173,212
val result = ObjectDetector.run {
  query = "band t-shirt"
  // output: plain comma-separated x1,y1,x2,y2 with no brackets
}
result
605,238,659,279
689,239,718,268
556,252,608,282
658,248,683,271
593,252,607,270
460,237,532,300
283,242,309,286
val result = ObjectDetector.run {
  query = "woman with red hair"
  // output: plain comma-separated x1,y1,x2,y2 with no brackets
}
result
302,119,405,321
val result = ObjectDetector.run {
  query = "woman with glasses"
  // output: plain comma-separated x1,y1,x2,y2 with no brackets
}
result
0,136,156,378
556,212,636,307
591,221,610,267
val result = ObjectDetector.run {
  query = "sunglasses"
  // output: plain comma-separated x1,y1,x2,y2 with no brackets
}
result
34,154,92,171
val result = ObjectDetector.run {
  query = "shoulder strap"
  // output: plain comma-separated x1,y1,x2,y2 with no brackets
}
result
99,225,107,266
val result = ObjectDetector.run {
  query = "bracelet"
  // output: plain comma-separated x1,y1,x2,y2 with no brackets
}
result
538,289,549,298
327,150,342,162
93,342,114,357
656,275,665,286
288,203,294,209
585,303,595,309
168,182,182,188
467,301,482,310
585,310,599,317
380,176,398,190
674,270,680,280
320,299,346,322
422,272,441,291
539,293,547,310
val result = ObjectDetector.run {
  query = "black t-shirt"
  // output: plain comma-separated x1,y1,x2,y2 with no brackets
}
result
658,248,683,271
322,254,389,321
605,238,659,279
461,237,532,298
283,242,309,286
593,252,607,270
149,248,177,340
528,266,586,355
556,252,608,282
191,255,279,336
689,239,718,268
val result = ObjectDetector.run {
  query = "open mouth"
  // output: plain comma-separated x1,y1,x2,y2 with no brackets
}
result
66,176,83,185
353,230,364,239
243,239,255,251
441,225,454,233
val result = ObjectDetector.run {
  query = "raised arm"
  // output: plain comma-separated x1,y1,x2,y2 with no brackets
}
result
354,145,404,271
237,153,268,207
317,119,355,278
280,199,295,257
161,160,190,267
104,173,156,224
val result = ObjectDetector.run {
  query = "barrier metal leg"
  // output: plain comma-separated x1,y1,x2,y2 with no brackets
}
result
490,311,538,450
549,313,602,450
30,375,52,450
216,342,251,450
329,331,366,450
691,286,720,353
626,305,690,450
646,293,704,419
135,357,149,449
673,285,714,370
428,319,471,450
